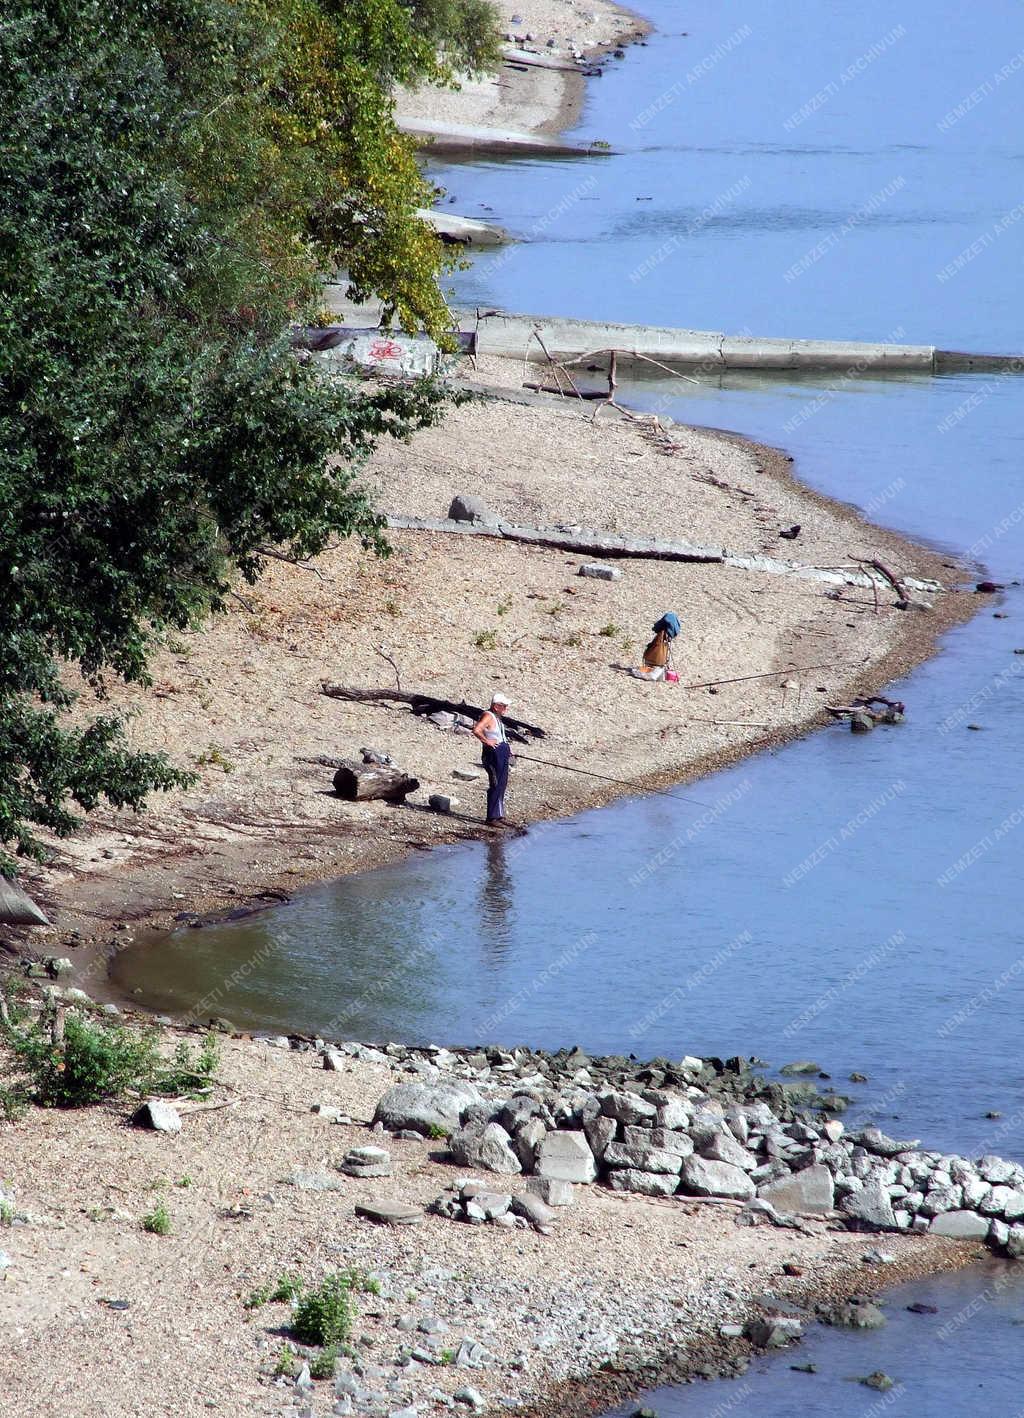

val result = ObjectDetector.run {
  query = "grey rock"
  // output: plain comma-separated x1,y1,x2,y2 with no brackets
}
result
605,1168,679,1197
779,1061,821,1076
928,1210,991,1240
374,1082,481,1136
858,1127,919,1157
744,1315,803,1347
287,1170,346,1192
688,1109,726,1149
604,1140,683,1175
512,1117,547,1170
583,1113,618,1161
917,1186,960,1217
859,1371,895,1392
1006,1224,1024,1259
758,1165,834,1216
656,1097,691,1130
600,1091,657,1126
454,1385,486,1410
132,1100,182,1134
454,1339,491,1369
839,1180,897,1230
624,1125,693,1159
536,1130,597,1183
449,1122,522,1176
702,1130,757,1171
980,1155,1016,1185
428,794,455,814
525,1176,575,1206
510,1192,557,1226
464,1191,511,1223
984,1186,1024,1220
820,1300,886,1329
448,495,497,527
578,563,622,582
499,1095,547,1132
354,1200,424,1226
989,1218,1010,1248
679,1155,755,1200
340,1146,392,1178
323,1048,348,1071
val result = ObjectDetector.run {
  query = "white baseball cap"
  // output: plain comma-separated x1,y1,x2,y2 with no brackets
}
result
491,692,510,707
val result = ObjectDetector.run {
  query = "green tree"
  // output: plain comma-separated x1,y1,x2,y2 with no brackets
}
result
405,0,502,76
0,0,453,871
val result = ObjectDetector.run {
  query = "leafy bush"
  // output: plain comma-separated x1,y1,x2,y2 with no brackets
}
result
309,1345,341,1380
142,1200,171,1235
292,1273,357,1347
0,991,219,1109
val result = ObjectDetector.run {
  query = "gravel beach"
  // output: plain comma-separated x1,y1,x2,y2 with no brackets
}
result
0,1030,983,1418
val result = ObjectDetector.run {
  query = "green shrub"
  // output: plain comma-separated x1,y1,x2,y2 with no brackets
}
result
142,1200,171,1235
309,1345,341,1380
0,990,219,1109
473,629,497,651
426,1122,450,1140
274,1344,299,1378
292,1273,357,1347
270,1273,303,1303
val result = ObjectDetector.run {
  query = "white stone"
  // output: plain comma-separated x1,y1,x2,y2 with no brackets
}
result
536,1130,597,1183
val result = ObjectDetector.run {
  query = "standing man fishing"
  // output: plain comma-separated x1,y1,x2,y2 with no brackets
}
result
473,692,512,827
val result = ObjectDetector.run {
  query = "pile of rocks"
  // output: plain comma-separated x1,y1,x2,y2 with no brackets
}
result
369,1067,1024,1259
430,1178,558,1232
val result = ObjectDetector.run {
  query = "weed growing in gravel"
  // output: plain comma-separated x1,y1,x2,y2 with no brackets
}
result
599,622,620,637
270,1273,303,1303
141,1200,171,1235
473,628,498,651
309,1345,341,1380
274,1345,298,1378
426,1122,450,1140
0,1199,14,1225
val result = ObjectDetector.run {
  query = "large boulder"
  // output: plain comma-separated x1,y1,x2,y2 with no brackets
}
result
373,1082,481,1136
536,1130,598,1183
604,1140,683,1175
679,1155,755,1200
449,1122,522,1176
839,1180,897,1230
702,1129,757,1171
1006,1224,1024,1259
606,1169,678,1197
448,494,498,526
624,1125,693,1159
928,1210,991,1240
600,1091,658,1126
758,1164,835,1216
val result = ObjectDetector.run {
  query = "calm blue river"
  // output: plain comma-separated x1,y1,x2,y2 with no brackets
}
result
115,2,1024,1408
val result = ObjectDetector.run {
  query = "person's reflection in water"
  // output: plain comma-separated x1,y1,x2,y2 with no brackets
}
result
480,836,515,966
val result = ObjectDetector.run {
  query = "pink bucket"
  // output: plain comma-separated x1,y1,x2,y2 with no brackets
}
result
665,670,680,683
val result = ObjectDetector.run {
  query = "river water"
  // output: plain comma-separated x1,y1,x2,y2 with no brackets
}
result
114,1,1024,1408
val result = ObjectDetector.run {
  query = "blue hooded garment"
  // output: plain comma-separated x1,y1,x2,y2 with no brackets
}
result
652,612,680,640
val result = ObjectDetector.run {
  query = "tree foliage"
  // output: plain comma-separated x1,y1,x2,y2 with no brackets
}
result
0,0,463,870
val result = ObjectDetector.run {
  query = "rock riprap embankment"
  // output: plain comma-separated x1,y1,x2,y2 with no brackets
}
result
359,1043,1024,1260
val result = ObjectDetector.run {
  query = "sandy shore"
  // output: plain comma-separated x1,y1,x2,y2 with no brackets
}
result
0,1030,983,1418
2,366,972,966
395,0,648,141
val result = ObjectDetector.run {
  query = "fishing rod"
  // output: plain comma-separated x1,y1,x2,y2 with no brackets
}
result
685,660,862,691
513,752,717,808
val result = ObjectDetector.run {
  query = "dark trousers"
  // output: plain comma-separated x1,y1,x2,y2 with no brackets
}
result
482,741,511,821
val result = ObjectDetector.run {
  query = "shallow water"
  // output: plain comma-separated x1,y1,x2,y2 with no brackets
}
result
114,2,1024,1408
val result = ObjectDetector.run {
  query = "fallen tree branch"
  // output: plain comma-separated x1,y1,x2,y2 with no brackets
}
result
320,683,545,743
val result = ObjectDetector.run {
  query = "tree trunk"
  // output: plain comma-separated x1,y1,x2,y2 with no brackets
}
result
332,760,419,802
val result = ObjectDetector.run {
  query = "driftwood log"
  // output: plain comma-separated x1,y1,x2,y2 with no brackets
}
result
320,683,546,745
332,760,419,802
